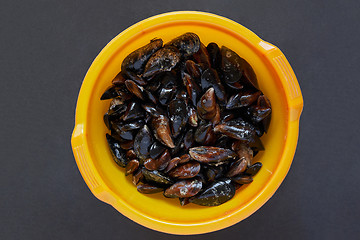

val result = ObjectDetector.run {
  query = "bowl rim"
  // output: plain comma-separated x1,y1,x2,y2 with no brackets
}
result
71,11,303,235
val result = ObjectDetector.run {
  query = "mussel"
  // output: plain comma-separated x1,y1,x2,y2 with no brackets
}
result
134,125,152,161
201,68,226,103
226,90,261,109
111,71,127,85
247,95,272,122
214,118,256,141
188,106,198,127
220,46,258,90
125,159,140,176
189,178,235,206
142,169,174,185
168,99,188,137
168,162,201,179
151,115,175,148
137,183,164,194
106,134,128,167
231,175,253,184
100,85,132,101
165,32,200,57
206,42,221,69
123,101,145,122
245,162,262,176
164,179,202,198
197,88,217,120
193,43,211,68
143,46,181,78
183,72,201,106
121,39,163,75
189,146,237,165
194,122,215,145
149,141,166,159
185,60,202,80
183,130,195,151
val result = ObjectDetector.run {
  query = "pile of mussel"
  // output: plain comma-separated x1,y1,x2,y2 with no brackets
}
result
101,33,271,206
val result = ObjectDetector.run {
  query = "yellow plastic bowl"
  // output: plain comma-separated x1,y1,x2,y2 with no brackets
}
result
71,11,303,235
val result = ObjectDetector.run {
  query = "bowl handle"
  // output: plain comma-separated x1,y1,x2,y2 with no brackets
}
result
71,124,117,205
259,41,304,122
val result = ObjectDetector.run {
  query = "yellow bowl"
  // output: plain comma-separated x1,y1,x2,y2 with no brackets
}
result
71,11,303,235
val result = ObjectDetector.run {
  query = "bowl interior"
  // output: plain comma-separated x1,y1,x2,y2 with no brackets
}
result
83,18,288,225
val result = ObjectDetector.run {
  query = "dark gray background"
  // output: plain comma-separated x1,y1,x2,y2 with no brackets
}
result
1,0,359,239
